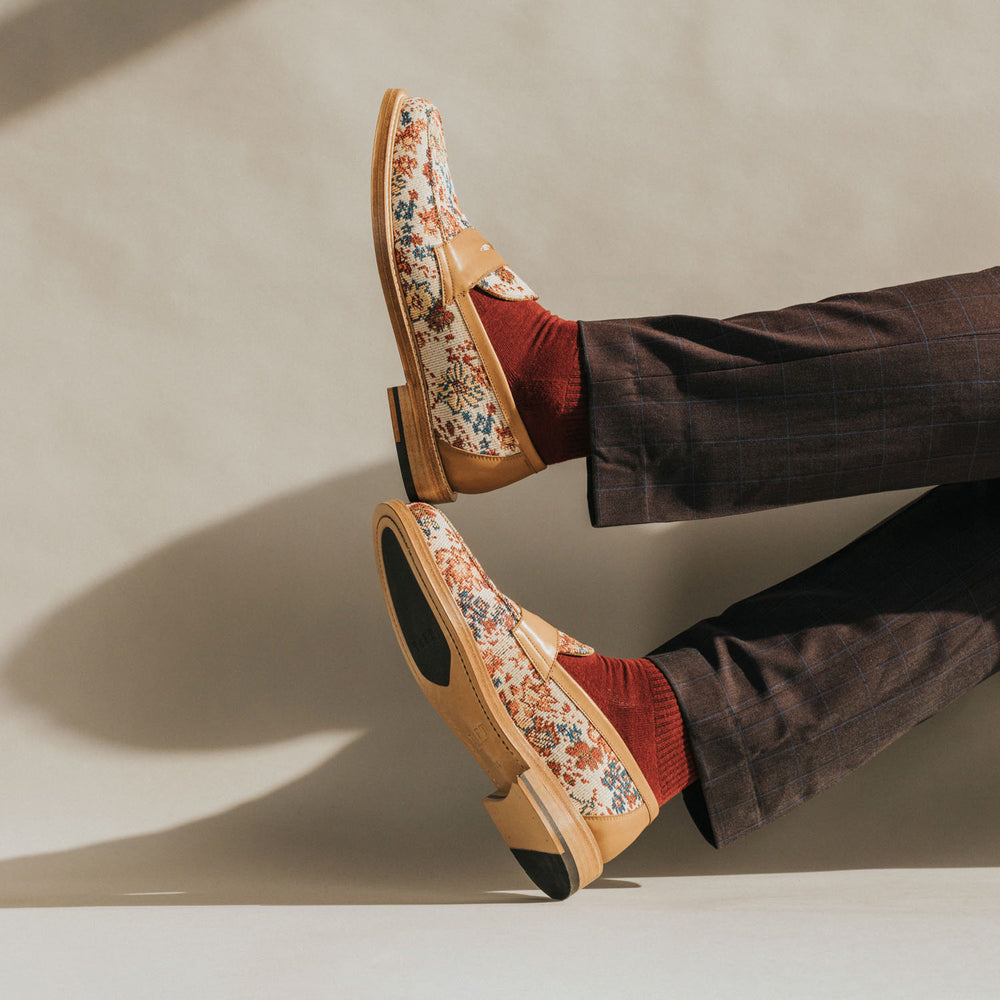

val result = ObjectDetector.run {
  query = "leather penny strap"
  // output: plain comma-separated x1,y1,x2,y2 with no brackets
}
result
435,227,507,304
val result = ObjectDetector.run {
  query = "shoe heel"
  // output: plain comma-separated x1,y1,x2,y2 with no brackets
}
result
387,385,456,504
483,768,603,900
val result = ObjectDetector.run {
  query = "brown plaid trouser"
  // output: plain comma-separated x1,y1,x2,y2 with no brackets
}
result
579,266,1000,845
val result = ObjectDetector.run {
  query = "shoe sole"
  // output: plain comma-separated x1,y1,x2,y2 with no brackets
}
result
371,88,457,505
373,501,604,900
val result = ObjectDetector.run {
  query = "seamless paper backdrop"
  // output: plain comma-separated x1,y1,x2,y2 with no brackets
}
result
1,0,999,912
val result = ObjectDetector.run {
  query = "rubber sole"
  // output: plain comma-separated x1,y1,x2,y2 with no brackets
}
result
387,386,419,504
373,501,603,899
371,88,456,505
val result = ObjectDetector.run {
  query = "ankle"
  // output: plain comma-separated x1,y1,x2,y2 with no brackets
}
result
471,288,589,465
558,651,696,807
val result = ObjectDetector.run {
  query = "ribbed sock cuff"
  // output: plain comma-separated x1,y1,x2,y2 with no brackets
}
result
641,659,698,806
555,350,590,464
558,650,696,808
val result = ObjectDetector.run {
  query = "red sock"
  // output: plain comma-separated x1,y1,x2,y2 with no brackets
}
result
471,287,588,465
559,652,696,807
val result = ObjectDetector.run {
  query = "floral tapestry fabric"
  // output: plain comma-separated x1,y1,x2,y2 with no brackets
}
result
409,503,643,818
390,98,536,456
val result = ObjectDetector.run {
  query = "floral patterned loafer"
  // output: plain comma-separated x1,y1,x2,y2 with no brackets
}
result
373,500,658,899
371,89,546,503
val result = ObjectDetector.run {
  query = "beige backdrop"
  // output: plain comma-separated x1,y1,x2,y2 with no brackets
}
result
2,0,998,995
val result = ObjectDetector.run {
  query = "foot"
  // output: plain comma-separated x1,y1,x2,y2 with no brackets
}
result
470,288,589,467
371,89,585,503
374,500,672,899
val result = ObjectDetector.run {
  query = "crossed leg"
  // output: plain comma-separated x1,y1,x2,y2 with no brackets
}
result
582,266,1000,523
373,89,1000,896
649,480,1000,845
573,268,1000,843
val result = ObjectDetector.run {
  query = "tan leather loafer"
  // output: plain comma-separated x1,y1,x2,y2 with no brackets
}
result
371,89,546,504
373,500,658,899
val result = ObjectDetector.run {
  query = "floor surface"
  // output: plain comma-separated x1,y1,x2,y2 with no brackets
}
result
6,870,999,999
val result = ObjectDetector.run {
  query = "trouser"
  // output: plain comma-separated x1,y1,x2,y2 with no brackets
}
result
578,267,1000,845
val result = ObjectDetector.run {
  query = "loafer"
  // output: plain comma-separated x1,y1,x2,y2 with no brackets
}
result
371,89,546,504
373,500,659,899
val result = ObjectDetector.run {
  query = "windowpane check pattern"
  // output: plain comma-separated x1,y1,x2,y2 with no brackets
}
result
648,481,1000,845
581,267,1000,525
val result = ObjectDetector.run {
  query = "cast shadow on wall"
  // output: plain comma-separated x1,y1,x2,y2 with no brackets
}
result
1,463,998,906
0,0,250,124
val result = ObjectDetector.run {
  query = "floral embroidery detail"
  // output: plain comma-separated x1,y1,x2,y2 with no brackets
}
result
425,299,454,332
476,265,536,301
435,364,488,416
408,503,643,818
558,632,594,657
602,760,643,815
389,98,536,456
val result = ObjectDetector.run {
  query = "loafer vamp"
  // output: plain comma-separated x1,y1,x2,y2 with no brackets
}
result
390,100,527,457
409,502,645,818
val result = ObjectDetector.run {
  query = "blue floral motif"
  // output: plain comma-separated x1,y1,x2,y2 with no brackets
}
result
456,589,494,642
556,721,585,744
469,409,499,444
392,198,415,225
601,760,640,815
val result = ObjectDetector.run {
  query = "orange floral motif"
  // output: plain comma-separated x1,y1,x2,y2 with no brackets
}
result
559,632,595,657
425,299,454,332
566,739,605,772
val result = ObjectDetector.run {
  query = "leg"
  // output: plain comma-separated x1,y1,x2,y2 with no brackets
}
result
584,268,1000,524
649,479,1000,845
373,500,669,899
375,483,1000,892
374,92,1000,520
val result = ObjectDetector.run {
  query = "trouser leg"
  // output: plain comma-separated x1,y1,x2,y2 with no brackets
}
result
581,266,1000,525
647,479,1000,846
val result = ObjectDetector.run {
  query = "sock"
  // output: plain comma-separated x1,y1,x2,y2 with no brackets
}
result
559,652,696,807
470,287,588,465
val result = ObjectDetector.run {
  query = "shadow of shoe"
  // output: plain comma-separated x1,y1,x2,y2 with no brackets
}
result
0,460,677,905
2,463,995,907
0,463,541,905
